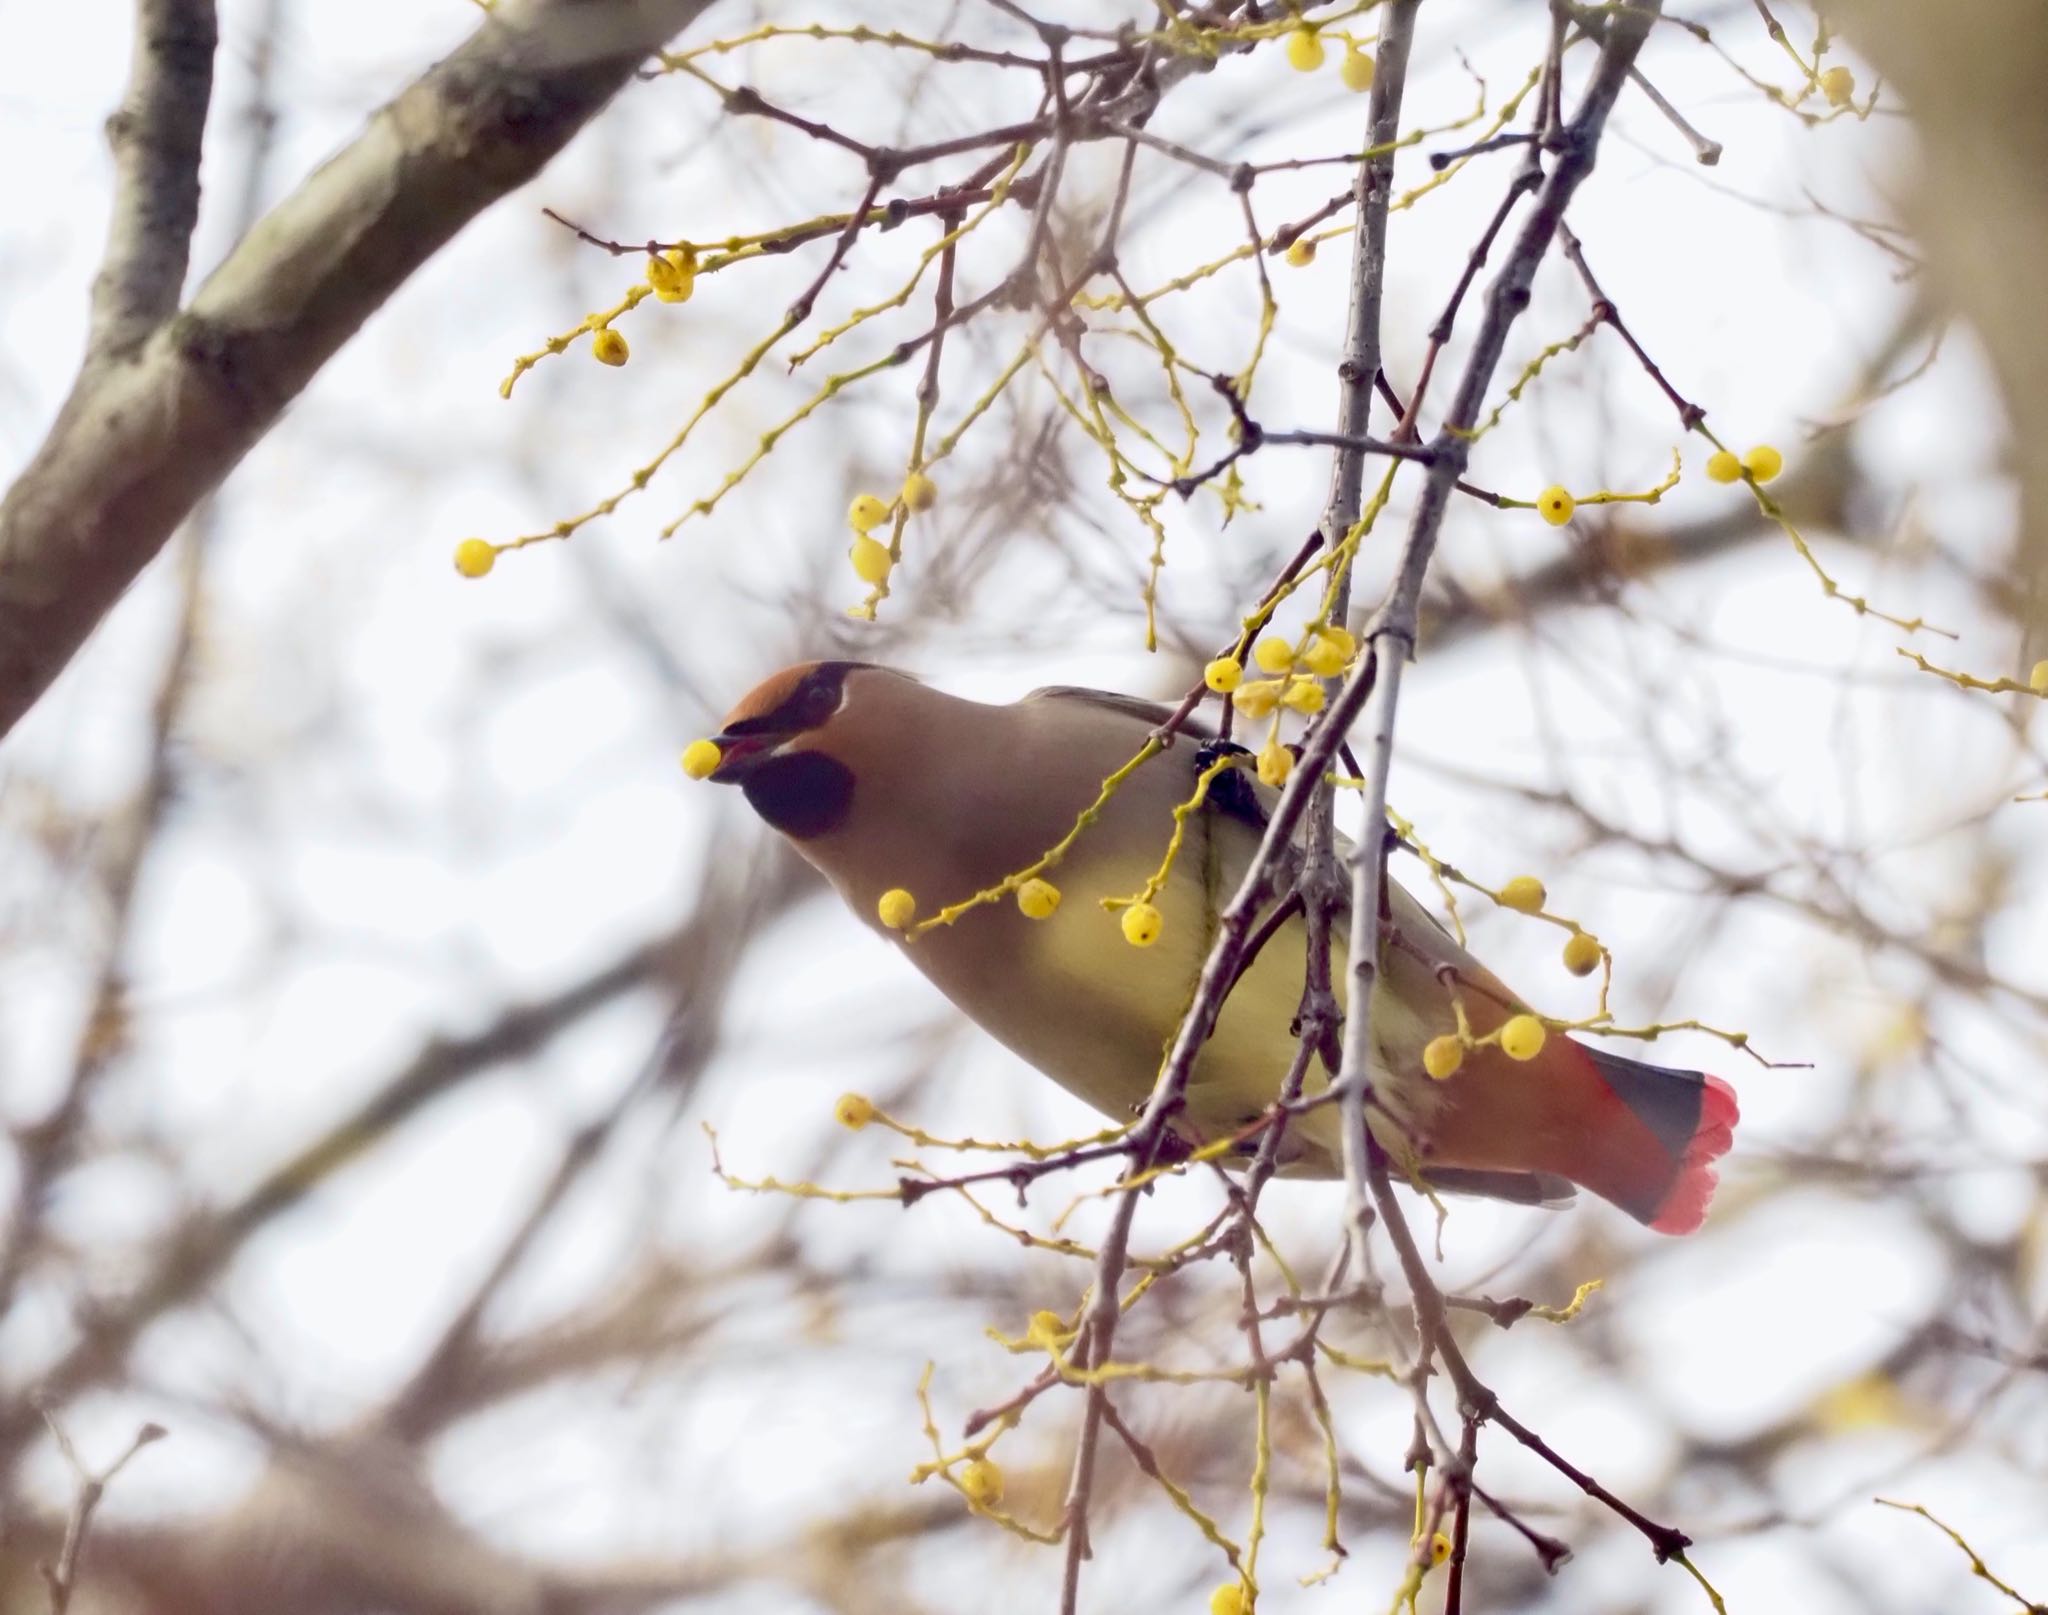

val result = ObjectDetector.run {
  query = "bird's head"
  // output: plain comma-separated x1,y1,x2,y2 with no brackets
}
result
701,660,900,838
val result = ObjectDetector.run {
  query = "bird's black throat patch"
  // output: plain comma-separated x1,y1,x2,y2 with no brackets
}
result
742,749,855,840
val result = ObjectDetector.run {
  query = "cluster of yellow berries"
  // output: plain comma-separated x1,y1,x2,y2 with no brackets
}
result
1424,1014,1547,1077
1705,444,1783,485
453,247,708,578
1284,26,1375,93
1497,875,1602,974
876,875,1067,935
1205,627,1354,723
586,247,702,370
846,476,938,585
1819,64,1855,109
834,1092,876,1131
1532,445,1784,529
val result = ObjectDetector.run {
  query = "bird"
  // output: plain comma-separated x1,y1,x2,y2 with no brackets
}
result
695,659,1738,1233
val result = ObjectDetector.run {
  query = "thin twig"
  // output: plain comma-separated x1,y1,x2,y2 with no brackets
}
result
36,1404,167,1615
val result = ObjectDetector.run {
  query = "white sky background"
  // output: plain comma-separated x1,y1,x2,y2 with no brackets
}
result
3,1,2047,1611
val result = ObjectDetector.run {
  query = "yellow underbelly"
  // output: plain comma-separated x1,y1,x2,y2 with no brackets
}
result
906,839,1445,1171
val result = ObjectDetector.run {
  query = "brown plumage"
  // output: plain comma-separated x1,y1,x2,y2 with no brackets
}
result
704,661,1737,1231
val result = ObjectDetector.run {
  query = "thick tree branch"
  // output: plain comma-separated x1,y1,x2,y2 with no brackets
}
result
93,0,218,359
0,0,714,741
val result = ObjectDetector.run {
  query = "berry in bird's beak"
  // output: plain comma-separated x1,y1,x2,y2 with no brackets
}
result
702,729,783,782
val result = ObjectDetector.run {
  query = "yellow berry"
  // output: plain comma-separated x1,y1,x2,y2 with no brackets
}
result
1430,1531,1453,1565
1499,875,1547,914
1281,678,1325,714
646,250,697,303
1209,1582,1250,1615
1234,680,1282,719
680,738,722,780
1284,238,1317,268
1205,656,1244,694
1422,1035,1465,1081
1121,902,1164,947
1017,877,1061,919
1256,740,1293,788
958,1457,1004,1507
1340,44,1376,94
901,471,938,512
1285,26,1325,72
1562,932,1603,977
1500,1014,1548,1062
834,1092,875,1131
1302,628,1352,678
877,888,917,929
2030,660,2048,695
1819,65,1855,108
1705,449,1742,484
847,492,890,532
1253,636,1295,674
1536,485,1575,526
849,535,894,585
452,538,497,579
648,246,696,303
591,327,629,366
1742,444,1784,483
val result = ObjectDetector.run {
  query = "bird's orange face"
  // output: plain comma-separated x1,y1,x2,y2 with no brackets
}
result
706,661,870,782
705,661,885,839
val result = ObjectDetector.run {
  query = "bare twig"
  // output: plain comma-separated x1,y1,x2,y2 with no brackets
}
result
35,1404,167,1614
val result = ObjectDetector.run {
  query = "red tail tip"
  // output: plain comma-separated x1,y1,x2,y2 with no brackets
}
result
1648,1075,1739,1235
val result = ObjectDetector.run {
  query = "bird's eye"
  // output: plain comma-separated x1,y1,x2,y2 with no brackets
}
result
799,678,839,726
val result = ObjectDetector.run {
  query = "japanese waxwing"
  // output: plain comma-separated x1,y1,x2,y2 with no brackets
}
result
696,661,1738,1232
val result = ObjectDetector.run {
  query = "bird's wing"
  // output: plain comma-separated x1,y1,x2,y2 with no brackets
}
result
1021,684,1565,1212
1023,684,1217,740
1023,682,1477,954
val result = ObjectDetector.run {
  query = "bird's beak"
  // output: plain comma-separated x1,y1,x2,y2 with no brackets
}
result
705,729,785,782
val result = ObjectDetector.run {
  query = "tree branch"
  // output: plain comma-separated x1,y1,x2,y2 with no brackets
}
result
1331,2,1664,1233
93,0,218,359
0,0,715,741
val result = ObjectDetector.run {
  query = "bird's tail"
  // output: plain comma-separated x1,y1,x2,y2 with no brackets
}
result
1576,1048,1740,1234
